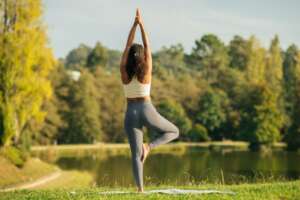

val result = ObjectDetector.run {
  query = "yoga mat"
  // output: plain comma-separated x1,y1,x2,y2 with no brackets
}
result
95,188,235,195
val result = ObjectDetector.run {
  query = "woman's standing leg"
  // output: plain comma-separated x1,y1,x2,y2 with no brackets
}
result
124,104,144,191
142,102,180,150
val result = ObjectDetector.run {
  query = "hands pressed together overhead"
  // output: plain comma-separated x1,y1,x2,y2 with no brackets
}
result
134,8,144,26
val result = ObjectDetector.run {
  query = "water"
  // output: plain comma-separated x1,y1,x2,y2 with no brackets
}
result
33,147,300,186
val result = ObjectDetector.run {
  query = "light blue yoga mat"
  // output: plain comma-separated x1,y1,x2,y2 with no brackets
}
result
94,189,235,195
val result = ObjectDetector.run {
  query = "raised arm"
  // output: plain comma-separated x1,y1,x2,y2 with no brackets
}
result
120,14,139,82
137,9,152,73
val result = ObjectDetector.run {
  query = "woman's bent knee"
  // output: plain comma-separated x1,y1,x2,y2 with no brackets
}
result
173,126,180,139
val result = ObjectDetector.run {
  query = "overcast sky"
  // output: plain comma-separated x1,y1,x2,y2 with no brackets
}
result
43,0,300,58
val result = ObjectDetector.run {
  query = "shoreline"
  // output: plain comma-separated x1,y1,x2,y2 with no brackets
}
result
31,141,286,152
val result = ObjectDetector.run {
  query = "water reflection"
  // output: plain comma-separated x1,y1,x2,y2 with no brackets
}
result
32,147,300,186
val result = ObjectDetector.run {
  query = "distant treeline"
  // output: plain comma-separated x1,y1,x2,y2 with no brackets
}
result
1,1,300,151
37,34,300,150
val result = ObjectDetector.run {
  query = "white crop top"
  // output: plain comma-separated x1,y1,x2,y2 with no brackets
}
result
123,76,151,98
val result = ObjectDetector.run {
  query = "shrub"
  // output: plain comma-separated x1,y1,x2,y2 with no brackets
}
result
188,124,210,142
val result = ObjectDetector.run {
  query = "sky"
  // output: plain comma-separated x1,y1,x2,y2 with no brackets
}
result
43,0,300,58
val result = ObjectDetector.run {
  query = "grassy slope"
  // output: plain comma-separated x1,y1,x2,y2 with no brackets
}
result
35,170,93,189
1,180,299,200
0,156,58,189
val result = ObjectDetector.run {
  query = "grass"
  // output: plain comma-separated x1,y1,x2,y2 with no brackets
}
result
0,156,58,189
0,180,299,200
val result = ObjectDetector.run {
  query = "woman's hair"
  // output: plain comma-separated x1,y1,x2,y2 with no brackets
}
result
126,43,146,80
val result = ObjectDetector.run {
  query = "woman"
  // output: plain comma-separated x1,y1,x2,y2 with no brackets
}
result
120,9,180,192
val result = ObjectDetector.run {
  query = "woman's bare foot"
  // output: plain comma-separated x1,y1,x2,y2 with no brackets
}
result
141,143,150,164
137,187,144,193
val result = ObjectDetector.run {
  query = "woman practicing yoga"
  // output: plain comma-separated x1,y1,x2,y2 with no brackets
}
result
120,9,180,192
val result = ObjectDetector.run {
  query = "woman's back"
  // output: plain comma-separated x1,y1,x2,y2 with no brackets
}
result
123,75,151,98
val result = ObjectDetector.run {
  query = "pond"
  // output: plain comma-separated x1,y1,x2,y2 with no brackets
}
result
32,146,300,187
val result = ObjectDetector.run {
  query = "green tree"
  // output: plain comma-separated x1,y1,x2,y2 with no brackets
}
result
196,89,228,140
265,36,286,138
285,50,300,150
0,0,55,146
266,35,283,91
244,36,266,84
228,35,249,70
33,63,69,145
93,67,126,142
189,34,229,83
65,44,92,70
283,45,299,127
106,49,122,69
240,84,284,150
86,42,108,69
157,99,191,138
153,44,188,74
58,70,102,144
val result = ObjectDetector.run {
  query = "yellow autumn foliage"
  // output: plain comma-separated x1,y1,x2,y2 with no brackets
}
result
0,0,55,146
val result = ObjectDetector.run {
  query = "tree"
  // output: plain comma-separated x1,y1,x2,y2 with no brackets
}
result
240,84,284,150
93,67,126,142
157,99,192,138
283,45,299,126
33,63,68,145
65,44,92,70
244,36,266,84
285,50,300,150
265,36,286,137
266,35,283,91
86,42,108,69
189,34,229,83
0,0,55,146
228,35,249,70
58,70,102,144
106,49,122,69
196,89,228,140
153,44,188,74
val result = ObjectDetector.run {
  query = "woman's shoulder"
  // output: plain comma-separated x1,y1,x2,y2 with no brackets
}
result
136,74,151,85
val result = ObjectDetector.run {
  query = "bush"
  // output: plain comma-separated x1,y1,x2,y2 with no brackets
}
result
0,146,27,168
188,124,210,142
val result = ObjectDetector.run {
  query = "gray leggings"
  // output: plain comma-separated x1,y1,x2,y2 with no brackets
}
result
124,99,180,188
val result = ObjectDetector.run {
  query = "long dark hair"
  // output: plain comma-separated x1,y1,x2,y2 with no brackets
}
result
126,43,146,80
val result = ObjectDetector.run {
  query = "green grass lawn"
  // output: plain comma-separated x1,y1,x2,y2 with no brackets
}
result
1,180,299,200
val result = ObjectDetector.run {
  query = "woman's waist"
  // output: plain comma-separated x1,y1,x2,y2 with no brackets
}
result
127,96,151,103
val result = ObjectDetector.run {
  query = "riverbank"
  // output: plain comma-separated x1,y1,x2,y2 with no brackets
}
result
31,141,286,152
1,180,299,200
